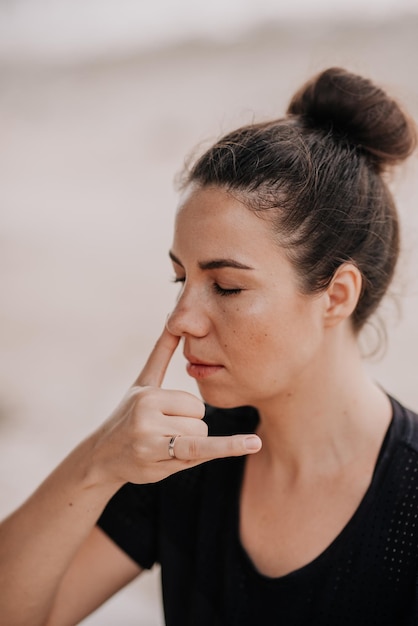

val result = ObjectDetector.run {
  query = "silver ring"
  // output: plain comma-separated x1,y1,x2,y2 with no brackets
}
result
168,435,180,459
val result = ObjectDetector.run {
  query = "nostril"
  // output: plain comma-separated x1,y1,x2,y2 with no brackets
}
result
165,308,187,337
165,299,209,339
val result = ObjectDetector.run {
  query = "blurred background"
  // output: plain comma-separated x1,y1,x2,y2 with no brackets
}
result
1,1,418,624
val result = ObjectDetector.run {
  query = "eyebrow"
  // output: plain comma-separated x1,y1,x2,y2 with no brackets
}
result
169,251,254,271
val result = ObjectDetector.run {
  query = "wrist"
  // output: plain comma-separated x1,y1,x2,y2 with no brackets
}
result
60,432,125,505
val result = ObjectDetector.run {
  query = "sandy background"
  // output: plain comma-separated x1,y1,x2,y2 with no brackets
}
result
1,14,418,625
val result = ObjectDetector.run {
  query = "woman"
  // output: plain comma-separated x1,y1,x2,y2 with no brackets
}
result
1,67,417,625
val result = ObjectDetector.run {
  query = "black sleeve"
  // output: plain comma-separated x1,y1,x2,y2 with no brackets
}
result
97,481,160,569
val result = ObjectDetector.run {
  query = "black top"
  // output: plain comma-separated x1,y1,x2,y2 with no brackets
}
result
98,396,418,625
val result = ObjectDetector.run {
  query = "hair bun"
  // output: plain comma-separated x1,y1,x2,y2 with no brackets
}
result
287,67,416,171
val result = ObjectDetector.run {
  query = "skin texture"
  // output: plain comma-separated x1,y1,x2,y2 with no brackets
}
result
168,184,329,411
0,244,261,626
0,184,392,621
167,186,389,441
168,185,393,577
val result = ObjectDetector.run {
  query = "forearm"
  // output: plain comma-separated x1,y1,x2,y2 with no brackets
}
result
0,326,259,625
0,434,121,626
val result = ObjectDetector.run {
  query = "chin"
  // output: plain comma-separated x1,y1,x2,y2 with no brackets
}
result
197,384,251,410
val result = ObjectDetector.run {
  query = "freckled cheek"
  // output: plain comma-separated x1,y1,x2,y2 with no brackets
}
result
220,297,267,318
221,300,274,331
225,313,274,359
218,305,258,335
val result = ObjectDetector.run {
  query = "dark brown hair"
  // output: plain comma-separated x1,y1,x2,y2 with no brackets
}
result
182,67,416,330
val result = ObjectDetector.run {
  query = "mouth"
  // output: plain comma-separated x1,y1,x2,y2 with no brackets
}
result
184,354,224,380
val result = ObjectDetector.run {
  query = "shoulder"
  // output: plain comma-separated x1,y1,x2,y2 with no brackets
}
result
382,396,418,491
390,395,418,454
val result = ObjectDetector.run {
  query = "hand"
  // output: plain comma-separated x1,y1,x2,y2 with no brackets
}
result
93,326,262,486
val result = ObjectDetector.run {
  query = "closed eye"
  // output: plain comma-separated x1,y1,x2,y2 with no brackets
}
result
213,284,242,296
171,277,242,296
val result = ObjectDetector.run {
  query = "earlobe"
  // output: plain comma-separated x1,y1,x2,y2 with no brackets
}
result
324,263,363,327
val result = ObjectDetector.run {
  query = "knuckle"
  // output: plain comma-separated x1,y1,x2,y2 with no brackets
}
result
130,418,148,438
197,420,209,437
132,439,149,459
134,386,161,408
187,438,201,460
183,393,205,418
132,435,159,462
227,436,243,456
126,387,141,403
230,435,246,454
226,437,237,454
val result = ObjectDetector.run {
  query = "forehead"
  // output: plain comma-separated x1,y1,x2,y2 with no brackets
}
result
173,186,278,259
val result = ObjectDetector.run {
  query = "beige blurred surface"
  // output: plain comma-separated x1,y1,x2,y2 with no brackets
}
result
1,17,418,625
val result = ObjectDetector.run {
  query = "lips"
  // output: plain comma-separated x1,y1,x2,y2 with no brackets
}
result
184,353,219,367
184,353,224,380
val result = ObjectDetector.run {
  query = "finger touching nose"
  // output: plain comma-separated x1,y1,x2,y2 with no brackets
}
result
134,326,180,388
166,299,210,338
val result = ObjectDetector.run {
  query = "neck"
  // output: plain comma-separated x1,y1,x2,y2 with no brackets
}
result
253,326,392,477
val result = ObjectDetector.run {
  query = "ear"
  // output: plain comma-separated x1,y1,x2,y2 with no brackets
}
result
323,263,363,328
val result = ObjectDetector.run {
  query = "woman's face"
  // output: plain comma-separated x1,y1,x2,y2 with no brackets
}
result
167,185,327,409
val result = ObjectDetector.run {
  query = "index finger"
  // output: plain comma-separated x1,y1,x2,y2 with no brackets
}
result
134,326,180,388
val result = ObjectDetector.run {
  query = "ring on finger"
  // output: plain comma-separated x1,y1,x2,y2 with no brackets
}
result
168,435,180,459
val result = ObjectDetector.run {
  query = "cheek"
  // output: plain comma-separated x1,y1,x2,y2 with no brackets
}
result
222,305,279,363
215,291,317,351
226,297,318,362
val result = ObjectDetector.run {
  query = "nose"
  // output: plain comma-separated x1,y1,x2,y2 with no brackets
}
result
166,287,210,338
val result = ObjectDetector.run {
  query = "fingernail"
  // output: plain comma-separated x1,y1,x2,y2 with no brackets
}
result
244,436,262,451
